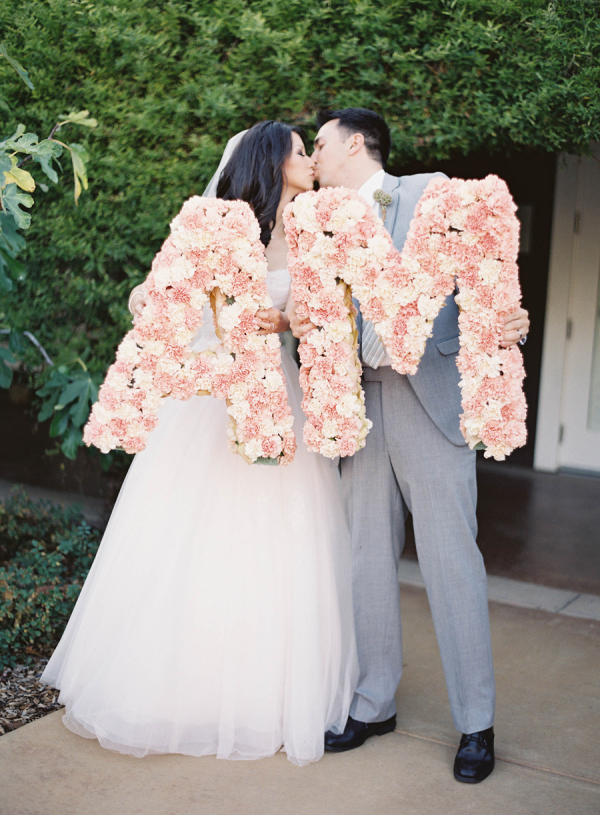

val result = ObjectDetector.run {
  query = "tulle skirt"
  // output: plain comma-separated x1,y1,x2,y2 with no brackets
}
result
42,349,358,765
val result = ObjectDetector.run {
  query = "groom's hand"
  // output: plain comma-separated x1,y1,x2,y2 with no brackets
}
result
289,303,316,343
501,307,530,347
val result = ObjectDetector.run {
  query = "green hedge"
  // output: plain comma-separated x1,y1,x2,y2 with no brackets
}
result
0,489,100,668
0,0,598,387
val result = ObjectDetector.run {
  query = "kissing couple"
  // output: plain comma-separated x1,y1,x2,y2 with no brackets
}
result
42,108,529,782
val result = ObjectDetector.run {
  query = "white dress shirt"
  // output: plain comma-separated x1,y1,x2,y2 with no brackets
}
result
357,169,392,367
358,168,386,216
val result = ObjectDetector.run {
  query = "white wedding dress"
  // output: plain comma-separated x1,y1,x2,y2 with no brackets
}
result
42,269,358,766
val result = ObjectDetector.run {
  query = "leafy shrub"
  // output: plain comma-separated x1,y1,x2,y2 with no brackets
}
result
0,0,598,460
0,45,99,456
0,488,101,669
35,358,102,460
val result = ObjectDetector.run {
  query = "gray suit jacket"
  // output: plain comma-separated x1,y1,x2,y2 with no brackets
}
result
361,171,465,447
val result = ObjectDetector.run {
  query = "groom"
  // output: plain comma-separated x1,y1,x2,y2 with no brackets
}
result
291,108,530,783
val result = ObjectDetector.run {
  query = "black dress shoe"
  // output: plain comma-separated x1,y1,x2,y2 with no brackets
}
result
453,726,495,783
324,715,397,752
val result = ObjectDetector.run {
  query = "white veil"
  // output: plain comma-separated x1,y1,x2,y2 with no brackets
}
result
202,130,248,198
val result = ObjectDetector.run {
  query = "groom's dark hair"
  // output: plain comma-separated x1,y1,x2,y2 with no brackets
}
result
316,108,391,166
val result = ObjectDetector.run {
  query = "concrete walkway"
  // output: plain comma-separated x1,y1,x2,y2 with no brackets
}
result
398,559,600,621
1,585,598,815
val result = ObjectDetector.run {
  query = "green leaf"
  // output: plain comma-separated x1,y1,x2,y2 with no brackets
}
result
61,427,83,460
0,248,26,285
2,132,40,155
58,377,89,406
8,330,24,356
30,140,63,184
42,371,69,389
0,125,25,151
2,156,35,193
0,347,17,365
36,373,68,400
0,360,12,388
49,410,70,438
0,44,35,90
69,386,92,428
0,212,26,255
0,183,33,230
58,110,98,129
0,224,24,288
0,154,12,177
0,356,13,389
37,398,58,423
65,144,90,205
0,252,14,294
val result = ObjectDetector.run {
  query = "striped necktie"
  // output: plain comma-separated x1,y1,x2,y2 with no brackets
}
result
361,318,386,369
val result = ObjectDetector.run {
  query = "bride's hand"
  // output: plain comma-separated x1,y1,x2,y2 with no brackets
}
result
288,302,316,343
255,308,290,334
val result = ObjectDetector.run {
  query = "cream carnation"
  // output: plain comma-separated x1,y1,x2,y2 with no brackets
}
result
190,289,209,310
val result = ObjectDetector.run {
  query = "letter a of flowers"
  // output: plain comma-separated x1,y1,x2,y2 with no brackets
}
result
284,175,526,462
84,197,296,465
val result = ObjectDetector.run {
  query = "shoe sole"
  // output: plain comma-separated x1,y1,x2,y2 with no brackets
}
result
325,721,397,753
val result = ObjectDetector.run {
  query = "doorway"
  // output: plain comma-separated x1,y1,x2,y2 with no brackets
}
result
535,147,600,474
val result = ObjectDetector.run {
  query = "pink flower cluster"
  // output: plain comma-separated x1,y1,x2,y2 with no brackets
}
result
284,187,391,457
404,174,527,460
285,177,526,461
84,197,296,465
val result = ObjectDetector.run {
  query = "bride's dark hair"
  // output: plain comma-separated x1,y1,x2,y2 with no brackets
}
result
216,121,304,247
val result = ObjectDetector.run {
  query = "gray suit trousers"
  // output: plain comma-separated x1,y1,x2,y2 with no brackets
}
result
340,366,495,735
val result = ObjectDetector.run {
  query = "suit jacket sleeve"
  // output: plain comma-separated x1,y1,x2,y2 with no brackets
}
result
385,172,466,447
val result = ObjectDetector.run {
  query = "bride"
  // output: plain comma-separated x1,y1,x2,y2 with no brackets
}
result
42,122,359,766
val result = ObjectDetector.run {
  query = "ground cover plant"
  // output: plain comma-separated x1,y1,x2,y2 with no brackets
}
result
0,489,101,669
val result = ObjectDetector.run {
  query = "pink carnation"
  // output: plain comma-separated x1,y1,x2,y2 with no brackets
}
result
84,198,295,465
285,175,526,461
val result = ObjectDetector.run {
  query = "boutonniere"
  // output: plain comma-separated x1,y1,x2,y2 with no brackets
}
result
373,189,393,224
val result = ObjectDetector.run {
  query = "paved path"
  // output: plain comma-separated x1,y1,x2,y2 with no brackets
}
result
1,585,598,815
399,559,600,621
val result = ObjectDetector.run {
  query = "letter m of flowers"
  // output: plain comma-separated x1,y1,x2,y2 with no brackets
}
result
84,198,296,465
284,176,526,462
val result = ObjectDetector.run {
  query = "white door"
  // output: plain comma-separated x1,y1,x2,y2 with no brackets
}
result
558,150,600,470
